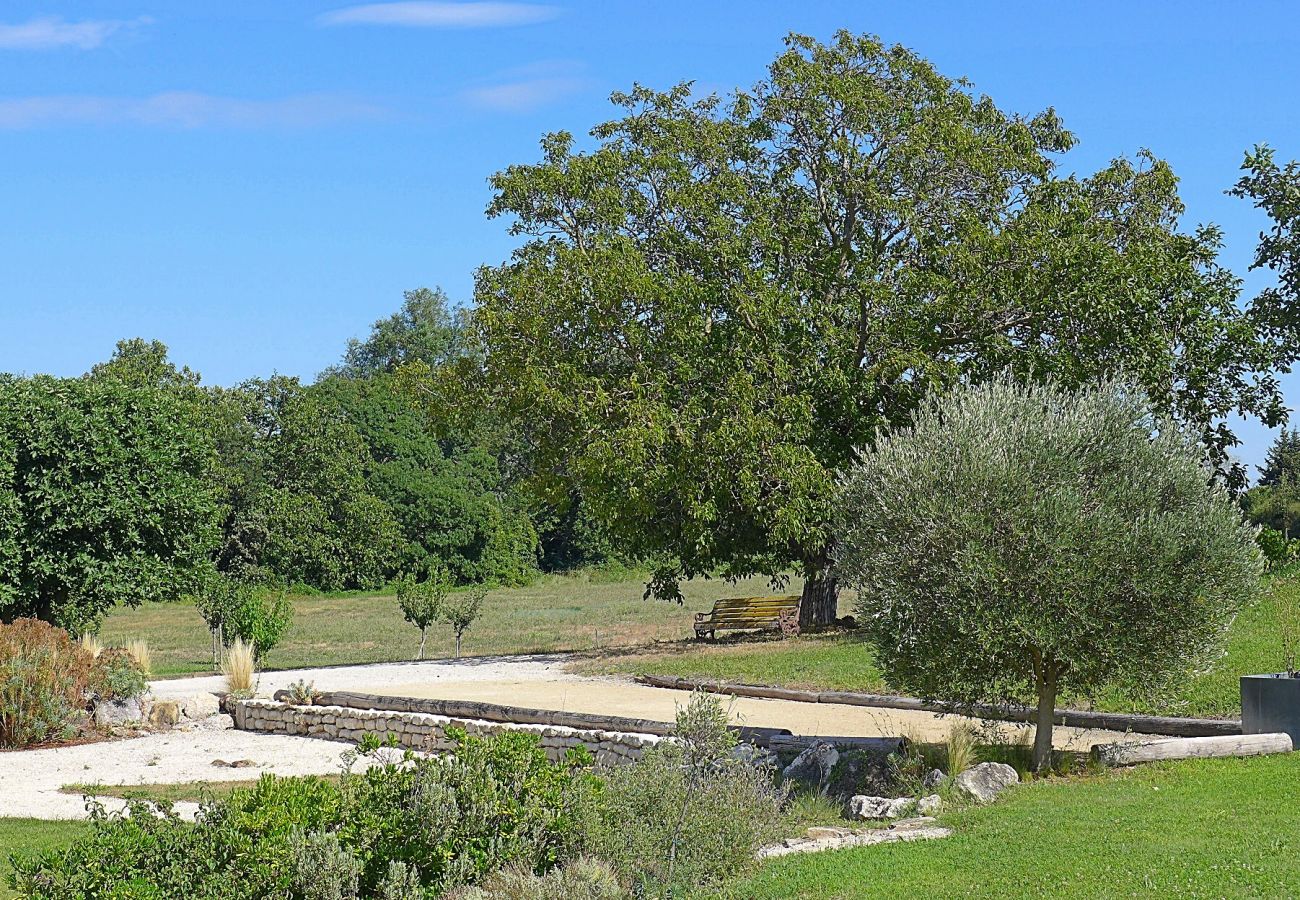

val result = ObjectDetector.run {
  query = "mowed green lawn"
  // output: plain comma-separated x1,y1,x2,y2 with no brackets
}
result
0,820,90,900
586,574,1297,720
99,572,796,677
723,753,1300,899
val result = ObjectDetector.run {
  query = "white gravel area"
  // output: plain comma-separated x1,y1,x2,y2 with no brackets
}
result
1,655,583,821
0,726,363,820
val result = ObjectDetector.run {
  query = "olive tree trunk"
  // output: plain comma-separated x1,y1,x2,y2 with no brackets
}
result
799,575,839,629
1032,658,1060,772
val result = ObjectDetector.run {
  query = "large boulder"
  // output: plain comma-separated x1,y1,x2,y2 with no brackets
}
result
147,700,181,730
846,795,914,820
178,693,220,721
94,697,144,728
781,742,839,792
954,762,1019,803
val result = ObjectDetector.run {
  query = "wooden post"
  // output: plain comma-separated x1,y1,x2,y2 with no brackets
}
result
1092,732,1293,767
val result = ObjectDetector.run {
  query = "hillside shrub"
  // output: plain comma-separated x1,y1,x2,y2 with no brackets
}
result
0,618,95,748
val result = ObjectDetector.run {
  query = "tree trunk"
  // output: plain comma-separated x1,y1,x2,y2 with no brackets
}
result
1032,664,1058,772
455,632,462,659
417,628,427,661
799,574,839,629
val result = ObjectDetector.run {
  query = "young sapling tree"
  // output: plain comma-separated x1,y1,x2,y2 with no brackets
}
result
397,568,450,660
442,586,486,659
836,376,1263,771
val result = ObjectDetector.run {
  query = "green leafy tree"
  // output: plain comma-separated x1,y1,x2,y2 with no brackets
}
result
86,338,201,389
224,586,293,662
1242,429,1300,538
0,376,219,634
312,373,537,585
836,376,1262,771
217,376,405,591
323,287,473,380
473,31,1284,624
442,586,486,659
396,567,451,660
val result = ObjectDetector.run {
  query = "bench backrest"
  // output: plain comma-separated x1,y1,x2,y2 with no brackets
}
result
704,595,800,622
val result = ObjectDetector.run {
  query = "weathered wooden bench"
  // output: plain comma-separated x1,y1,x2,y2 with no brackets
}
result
694,595,800,640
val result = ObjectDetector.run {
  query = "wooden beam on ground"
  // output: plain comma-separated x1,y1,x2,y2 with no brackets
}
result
637,675,1242,738
1091,732,1293,767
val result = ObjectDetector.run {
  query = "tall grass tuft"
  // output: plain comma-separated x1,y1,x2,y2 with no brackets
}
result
221,639,255,696
78,634,103,659
124,639,152,678
944,722,978,777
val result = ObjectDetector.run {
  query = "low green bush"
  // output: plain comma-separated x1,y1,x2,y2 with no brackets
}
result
9,696,791,898
0,618,95,748
9,730,595,898
586,693,787,896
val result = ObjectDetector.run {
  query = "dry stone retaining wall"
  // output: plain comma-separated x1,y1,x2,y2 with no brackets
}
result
232,698,662,766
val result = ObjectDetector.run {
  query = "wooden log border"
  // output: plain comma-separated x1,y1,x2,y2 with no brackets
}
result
1092,732,1293,766
636,675,1242,738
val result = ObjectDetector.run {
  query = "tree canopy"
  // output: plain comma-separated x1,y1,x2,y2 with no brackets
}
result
0,375,220,634
473,31,1290,621
836,376,1262,770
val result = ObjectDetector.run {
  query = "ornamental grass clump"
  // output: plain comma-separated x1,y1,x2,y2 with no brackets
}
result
837,376,1263,771
222,638,256,696
124,639,152,678
0,618,95,748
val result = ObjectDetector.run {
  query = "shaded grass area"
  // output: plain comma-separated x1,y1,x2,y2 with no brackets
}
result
724,753,1300,899
100,572,795,677
576,632,887,694
0,820,90,900
584,575,1297,720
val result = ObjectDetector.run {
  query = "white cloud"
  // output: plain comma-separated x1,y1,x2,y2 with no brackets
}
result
319,2,557,28
0,92,389,129
0,15,152,50
460,75,584,112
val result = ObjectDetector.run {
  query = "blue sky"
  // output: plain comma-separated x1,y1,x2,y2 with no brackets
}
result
2,1,1298,475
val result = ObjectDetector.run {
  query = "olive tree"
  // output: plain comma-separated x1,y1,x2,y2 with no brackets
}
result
836,376,1262,770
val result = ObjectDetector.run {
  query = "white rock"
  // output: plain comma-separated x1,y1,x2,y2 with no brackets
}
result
846,795,914,820
954,762,1019,803
95,697,144,728
917,794,943,815
179,693,220,721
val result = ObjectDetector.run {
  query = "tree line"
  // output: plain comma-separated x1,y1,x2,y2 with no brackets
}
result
3,30,1300,633
0,289,613,633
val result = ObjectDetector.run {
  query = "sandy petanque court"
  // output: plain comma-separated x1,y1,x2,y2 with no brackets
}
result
366,665,1147,751
3,655,1152,821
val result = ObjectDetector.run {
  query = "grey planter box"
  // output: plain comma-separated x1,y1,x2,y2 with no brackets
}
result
1240,674,1300,745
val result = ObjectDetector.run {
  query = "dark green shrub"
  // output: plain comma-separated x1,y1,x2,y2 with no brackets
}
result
0,618,95,748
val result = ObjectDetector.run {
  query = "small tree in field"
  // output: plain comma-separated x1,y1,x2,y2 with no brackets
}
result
397,568,450,660
836,376,1263,771
442,586,486,659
